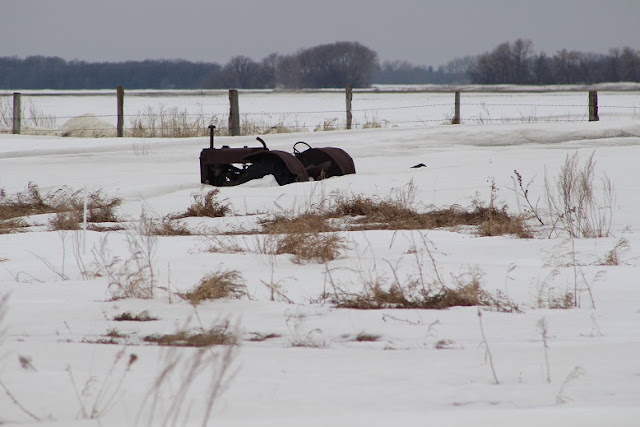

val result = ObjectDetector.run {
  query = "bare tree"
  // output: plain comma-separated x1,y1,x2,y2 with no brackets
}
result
552,49,582,84
275,54,301,89
606,48,622,81
620,47,640,81
468,39,533,84
260,53,279,87
222,56,261,88
511,39,534,83
532,52,554,84
279,41,378,88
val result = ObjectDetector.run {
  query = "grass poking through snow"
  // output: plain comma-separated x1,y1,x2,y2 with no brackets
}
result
179,269,247,304
144,324,236,347
0,183,121,232
260,191,531,237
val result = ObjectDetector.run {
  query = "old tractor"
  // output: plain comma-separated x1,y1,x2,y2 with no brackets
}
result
199,125,355,186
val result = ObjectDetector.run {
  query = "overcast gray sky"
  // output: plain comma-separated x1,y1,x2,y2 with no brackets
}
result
2,0,639,67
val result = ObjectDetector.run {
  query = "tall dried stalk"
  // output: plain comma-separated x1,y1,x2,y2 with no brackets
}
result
545,152,614,238
538,317,551,383
477,307,499,385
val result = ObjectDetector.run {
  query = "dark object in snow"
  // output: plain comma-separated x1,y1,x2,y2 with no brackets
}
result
200,126,355,186
411,163,427,168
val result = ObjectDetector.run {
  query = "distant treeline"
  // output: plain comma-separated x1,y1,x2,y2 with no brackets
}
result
1,40,639,89
0,56,213,90
467,39,640,84
0,42,379,90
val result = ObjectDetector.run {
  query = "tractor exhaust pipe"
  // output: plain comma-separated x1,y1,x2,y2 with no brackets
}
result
208,125,216,149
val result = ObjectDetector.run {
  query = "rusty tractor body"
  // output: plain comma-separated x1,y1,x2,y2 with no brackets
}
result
200,126,355,186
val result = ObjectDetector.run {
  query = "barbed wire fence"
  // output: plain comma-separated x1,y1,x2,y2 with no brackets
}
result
1,88,638,137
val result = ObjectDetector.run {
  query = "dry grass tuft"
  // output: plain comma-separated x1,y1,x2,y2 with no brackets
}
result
85,192,121,223
128,105,210,138
1,183,121,231
0,182,50,220
145,216,192,236
93,225,157,300
353,332,381,342
144,324,236,347
328,194,423,229
474,205,532,238
174,189,230,219
87,223,127,232
314,118,340,132
205,235,245,254
545,151,614,238
0,218,28,234
545,291,575,309
327,258,520,312
48,186,121,225
260,213,332,234
84,328,130,345
434,339,457,349
240,115,299,135
334,279,485,310
127,106,299,138
179,269,247,304
48,211,82,231
271,232,346,264
113,311,158,321
331,193,413,218
534,270,576,309
247,332,282,342
260,190,530,237
599,237,630,266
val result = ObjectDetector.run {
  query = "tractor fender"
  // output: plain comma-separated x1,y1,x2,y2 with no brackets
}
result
295,146,356,180
242,150,309,185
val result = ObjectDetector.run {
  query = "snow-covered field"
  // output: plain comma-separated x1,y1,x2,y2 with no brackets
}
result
1,92,640,426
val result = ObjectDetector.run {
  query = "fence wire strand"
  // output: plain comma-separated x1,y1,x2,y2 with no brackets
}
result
1,91,638,136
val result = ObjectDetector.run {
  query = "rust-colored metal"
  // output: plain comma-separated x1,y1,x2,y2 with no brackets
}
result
199,130,355,187
293,142,356,180
242,150,309,185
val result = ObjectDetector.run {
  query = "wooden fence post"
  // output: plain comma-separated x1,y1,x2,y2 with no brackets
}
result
452,91,461,124
229,89,240,136
345,84,353,130
117,86,124,137
589,90,599,121
12,92,21,134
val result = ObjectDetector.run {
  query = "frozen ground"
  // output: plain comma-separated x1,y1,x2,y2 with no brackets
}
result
1,109,640,426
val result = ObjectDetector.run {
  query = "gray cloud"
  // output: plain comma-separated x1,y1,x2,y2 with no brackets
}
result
2,0,639,67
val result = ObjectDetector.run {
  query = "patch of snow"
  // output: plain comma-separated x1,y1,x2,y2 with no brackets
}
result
58,113,117,137
0,94,639,427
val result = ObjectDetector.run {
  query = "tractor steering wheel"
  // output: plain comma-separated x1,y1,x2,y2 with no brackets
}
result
293,141,312,155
